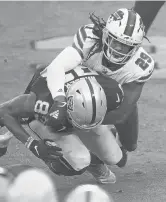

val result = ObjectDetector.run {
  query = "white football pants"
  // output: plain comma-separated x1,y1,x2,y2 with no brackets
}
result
0,121,122,171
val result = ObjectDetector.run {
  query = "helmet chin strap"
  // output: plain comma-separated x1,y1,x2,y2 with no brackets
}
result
110,56,123,63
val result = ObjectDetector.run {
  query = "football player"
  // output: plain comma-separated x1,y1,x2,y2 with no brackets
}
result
42,8,154,183
0,64,124,183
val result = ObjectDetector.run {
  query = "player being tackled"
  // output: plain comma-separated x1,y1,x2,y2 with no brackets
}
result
23,7,155,184
0,64,124,183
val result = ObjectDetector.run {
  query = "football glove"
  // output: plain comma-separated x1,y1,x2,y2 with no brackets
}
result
44,95,67,130
25,137,63,160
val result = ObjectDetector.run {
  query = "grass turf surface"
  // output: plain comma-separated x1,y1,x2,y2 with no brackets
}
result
0,2,166,202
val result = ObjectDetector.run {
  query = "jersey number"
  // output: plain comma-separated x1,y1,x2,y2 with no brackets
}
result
34,100,50,115
135,52,152,70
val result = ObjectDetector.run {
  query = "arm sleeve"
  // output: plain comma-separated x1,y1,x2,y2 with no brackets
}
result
47,46,82,99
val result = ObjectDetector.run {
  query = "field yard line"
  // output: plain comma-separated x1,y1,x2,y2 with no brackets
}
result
30,36,166,79
30,36,73,50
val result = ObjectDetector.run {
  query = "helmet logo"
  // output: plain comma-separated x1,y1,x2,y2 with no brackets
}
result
67,96,74,111
109,10,124,23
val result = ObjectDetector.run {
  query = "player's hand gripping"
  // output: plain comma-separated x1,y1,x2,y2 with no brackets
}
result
25,137,63,160
44,95,67,130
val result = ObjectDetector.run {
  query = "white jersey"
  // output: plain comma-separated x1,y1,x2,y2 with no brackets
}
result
83,46,154,84
46,23,154,99
73,24,154,84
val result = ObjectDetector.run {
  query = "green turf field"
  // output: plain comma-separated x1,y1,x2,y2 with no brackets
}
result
0,2,166,202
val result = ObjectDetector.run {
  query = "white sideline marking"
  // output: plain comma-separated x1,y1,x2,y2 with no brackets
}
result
30,36,73,50
30,36,166,79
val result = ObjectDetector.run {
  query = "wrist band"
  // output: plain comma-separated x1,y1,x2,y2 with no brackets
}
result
25,136,34,148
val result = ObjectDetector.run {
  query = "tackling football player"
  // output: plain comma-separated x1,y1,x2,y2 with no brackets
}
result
43,8,154,183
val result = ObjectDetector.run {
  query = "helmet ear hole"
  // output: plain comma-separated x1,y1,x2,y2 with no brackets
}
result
76,90,81,94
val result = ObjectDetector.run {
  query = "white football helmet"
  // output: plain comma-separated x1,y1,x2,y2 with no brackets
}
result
102,8,145,64
66,78,107,130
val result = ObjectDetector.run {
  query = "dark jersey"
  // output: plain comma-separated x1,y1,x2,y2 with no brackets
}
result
26,65,124,130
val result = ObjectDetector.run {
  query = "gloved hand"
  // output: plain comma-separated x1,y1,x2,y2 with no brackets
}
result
26,137,63,160
44,95,67,130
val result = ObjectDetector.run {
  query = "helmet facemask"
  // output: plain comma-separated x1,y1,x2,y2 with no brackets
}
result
103,29,140,65
67,112,104,131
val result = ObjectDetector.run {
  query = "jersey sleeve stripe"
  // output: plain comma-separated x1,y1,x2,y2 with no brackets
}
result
80,26,87,41
72,26,88,59
76,30,84,49
136,69,154,82
75,26,87,50
72,42,84,59
72,24,97,59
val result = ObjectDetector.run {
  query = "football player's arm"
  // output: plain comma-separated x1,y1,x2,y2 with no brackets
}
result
46,25,92,125
47,46,82,99
47,25,93,99
1,115,31,144
0,94,62,159
0,94,35,145
46,47,82,126
103,81,144,124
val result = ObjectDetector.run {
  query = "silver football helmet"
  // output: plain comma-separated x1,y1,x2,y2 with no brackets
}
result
66,78,107,130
